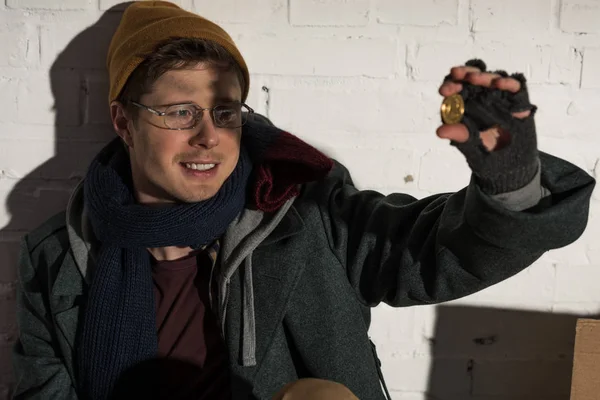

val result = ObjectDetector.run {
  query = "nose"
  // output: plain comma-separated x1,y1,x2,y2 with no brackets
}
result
188,111,219,149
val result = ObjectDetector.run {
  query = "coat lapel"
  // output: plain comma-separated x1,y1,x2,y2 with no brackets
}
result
52,251,85,351
50,250,86,384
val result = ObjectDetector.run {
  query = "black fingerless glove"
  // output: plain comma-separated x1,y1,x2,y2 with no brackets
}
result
446,59,539,195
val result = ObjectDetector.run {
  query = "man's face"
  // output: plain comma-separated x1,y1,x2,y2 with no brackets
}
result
116,64,243,204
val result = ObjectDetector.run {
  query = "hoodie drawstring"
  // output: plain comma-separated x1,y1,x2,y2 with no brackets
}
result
241,254,257,366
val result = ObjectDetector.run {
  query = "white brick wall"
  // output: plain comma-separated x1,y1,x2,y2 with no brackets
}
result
289,0,370,27
1,0,599,399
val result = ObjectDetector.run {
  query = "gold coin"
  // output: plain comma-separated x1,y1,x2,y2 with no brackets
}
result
441,94,465,124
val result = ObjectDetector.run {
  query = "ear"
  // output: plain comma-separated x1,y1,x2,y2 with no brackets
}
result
110,101,134,148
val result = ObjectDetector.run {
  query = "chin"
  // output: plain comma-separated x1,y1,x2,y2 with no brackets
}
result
176,186,221,203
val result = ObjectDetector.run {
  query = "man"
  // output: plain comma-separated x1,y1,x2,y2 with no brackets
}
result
11,1,595,400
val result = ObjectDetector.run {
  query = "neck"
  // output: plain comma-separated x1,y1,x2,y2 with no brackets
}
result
147,246,195,261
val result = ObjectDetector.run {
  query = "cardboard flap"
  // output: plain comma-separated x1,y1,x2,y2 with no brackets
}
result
571,319,600,400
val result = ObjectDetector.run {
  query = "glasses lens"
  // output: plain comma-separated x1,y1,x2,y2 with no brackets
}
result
213,104,248,128
164,104,198,129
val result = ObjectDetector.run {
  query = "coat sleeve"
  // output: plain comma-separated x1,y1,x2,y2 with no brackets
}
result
312,151,595,307
12,239,78,400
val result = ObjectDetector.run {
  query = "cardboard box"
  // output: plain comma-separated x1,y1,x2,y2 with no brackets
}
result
571,319,600,400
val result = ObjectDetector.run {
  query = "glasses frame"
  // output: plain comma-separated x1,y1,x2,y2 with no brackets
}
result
130,100,254,130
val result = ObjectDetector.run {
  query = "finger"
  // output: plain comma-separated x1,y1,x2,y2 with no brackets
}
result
480,127,500,152
511,109,531,119
465,72,501,87
439,82,463,97
436,124,469,143
492,77,522,93
450,66,481,81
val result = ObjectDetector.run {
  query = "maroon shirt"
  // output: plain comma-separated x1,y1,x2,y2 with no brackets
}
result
150,241,230,399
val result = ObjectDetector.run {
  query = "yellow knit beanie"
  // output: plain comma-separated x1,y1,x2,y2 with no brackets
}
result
106,1,250,105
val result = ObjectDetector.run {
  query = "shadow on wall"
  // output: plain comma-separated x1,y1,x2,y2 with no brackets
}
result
0,3,134,398
425,305,596,400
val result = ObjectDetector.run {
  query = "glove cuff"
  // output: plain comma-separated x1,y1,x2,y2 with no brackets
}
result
474,151,539,195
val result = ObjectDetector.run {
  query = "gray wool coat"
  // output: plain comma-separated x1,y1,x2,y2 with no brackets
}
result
11,118,596,399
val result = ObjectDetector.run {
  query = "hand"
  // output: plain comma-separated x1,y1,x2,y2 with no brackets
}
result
438,64,531,151
434,59,539,195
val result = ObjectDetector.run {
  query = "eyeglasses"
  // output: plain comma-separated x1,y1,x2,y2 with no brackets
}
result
130,101,254,130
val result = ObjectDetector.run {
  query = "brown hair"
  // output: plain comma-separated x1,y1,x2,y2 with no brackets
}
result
117,37,247,118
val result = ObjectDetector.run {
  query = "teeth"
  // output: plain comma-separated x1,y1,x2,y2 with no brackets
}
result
185,163,216,171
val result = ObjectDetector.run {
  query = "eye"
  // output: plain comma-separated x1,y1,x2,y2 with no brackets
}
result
214,105,241,126
164,105,197,129
167,106,194,119
217,108,235,121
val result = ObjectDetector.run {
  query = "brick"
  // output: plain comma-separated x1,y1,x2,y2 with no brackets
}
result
41,24,114,69
533,85,599,141
101,0,192,11
0,299,16,337
0,179,77,232
593,161,600,201
0,138,105,180
245,75,268,116
193,0,286,24
469,42,553,84
324,147,416,190
530,85,571,138
6,0,94,10
555,265,600,302
548,46,584,86
369,303,421,351
418,148,470,193
410,42,472,82
17,72,82,126
561,88,600,140
0,78,19,124
473,359,572,397
289,0,369,26
471,0,551,32
276,131,423,193
237,36,399,78
0,242,19,283
581,48,600,89
560,0,600,33
0,283,15,302
84,73,111,126
268,81,436,136
0,23,39,67
0,343,15,387
377,355,430,392
374,0,458,26
589,248,600,265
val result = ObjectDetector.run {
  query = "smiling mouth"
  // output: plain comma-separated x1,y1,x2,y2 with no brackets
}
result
181,162,217,171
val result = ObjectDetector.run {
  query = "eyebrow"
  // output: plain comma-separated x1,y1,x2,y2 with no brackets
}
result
154,97,242,108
